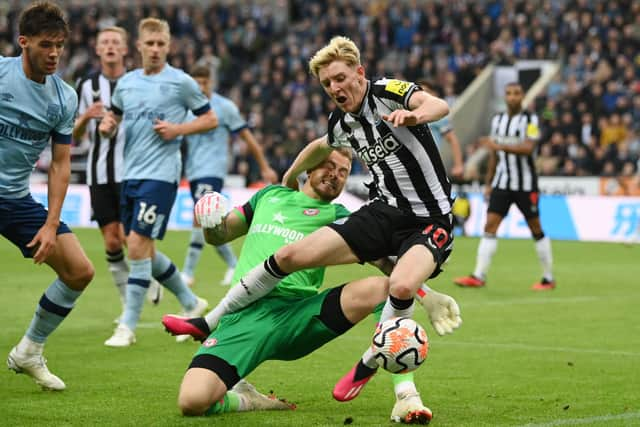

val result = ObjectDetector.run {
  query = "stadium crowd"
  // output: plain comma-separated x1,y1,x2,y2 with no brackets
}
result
0,0,638,182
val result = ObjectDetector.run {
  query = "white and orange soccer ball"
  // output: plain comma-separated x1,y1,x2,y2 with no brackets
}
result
371,317,429,374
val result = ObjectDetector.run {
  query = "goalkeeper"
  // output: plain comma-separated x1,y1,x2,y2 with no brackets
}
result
164,147,462,422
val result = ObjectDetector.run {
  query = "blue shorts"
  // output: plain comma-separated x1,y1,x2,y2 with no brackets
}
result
189,177,224,204
0,195,72,257
120,180,177,240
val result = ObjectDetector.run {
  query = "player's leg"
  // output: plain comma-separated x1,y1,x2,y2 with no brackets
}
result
91,184,129,311
4,197,94,390
202,225,359,330
517,192,555,290
455,189,509,287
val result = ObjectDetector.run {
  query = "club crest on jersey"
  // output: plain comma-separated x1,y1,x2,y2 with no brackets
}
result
203,338,218,347
0,92,14,102
357,134,402,165
46,103,61,123
303,208,319,216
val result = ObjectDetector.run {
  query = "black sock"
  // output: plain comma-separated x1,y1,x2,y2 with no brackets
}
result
354,359,377,381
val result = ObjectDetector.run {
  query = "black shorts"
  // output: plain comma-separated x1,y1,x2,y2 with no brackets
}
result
488,189,540,219
89,183,122,227
327,200,454,278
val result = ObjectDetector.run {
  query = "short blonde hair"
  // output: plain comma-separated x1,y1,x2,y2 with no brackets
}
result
138,17,170,37
98,26,128,43
308,36,360,78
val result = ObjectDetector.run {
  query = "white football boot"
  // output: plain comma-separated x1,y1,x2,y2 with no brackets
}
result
104,324,136,347
232,380,295,411
7,339,65,391
390,392,433,424
220,268,235,286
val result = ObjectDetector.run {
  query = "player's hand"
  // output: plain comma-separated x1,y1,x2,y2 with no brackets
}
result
194,191,228,228
261,166,279,184
382,110,419,127
483,184,492,202
98,112,117,137
153,119,180,141
281,171,299,190
26,223,58,264
479,136,497,151
417,287,462,336
84,101,105,120
451,164,464,181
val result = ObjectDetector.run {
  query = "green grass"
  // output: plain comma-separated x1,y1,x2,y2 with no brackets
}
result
1,230,639,426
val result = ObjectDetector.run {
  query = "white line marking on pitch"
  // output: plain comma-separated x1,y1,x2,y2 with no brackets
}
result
438,341,640,357
517,411,640,426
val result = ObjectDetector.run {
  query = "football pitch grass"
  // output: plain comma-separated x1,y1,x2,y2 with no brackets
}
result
1,229,639,426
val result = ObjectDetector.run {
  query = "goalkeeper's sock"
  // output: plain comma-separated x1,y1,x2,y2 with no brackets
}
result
204,255,288,329
205,392,241,415
106,249,128,304
121,259,151,331
215,243,237,268
473,234,497,280
153,251,198,310
25,278,82,343
392,372,417,398
534,235,554,282
380,295,415,323
182,228,205,279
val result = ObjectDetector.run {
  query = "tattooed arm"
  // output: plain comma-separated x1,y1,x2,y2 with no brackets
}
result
202,210,249,246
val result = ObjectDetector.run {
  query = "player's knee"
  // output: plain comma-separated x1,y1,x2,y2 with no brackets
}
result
274,246,300,272
61,259,95,289
388,278,415,300
178,387,217,416
103,235,123,253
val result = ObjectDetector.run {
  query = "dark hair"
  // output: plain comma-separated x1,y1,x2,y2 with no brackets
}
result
505,81,523,90
190,65,211,79
19,2,69,38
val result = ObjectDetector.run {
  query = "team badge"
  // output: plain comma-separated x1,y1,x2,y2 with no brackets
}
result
46,103,61,123
203,338,217,347
303,208,319,216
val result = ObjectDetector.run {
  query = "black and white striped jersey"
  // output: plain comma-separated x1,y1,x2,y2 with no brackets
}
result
76,71,125,186
489,111,540,192
327,78,452,218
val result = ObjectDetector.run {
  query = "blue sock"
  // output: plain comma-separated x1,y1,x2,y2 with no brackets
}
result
153,250,197,310
26,279,82,343
182,227,204,278
215,243,237,268
121,258,151,331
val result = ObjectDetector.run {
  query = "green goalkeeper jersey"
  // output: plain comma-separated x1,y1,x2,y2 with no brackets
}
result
231,185,350,298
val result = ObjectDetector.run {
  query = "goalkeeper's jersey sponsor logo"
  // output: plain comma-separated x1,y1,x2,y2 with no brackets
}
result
250,223,305,243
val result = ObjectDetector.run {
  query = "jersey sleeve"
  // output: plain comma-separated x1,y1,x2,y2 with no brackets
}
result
333,203,351,220
181,74,210,115
327,112,351,148
111,84,123,115
437,116,453,135
371,78,421,110
75,78,88,117
52,89,78,144
233,185,282,226
525,113,541,142
223,98,248,133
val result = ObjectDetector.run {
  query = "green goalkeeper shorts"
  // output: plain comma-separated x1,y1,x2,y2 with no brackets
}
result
190,285,352,388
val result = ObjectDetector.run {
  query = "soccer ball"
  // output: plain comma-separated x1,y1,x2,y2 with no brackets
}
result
371,317,429,374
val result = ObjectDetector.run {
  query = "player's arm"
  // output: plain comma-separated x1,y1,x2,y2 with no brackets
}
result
27,140,71,264
282,136,333,189
238,128,278,183
384,90,449,127
73,101,104,141
98,110,122,138
202,210,248,246
153,108,218,141
482,136,536,155
444,130,465,180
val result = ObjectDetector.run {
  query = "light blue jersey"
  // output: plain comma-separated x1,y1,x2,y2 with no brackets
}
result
428,116,453,149
0,56,77,199
184,93,247,181
111,64,210,183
